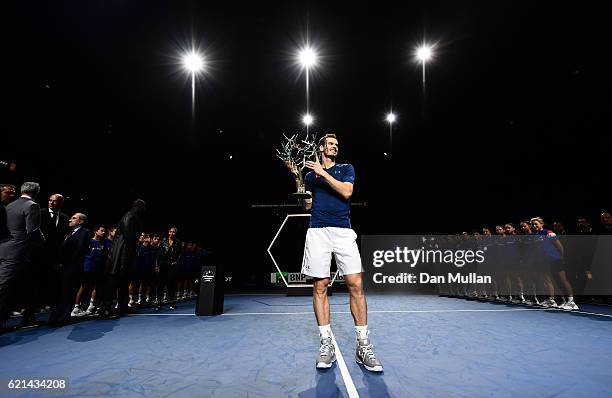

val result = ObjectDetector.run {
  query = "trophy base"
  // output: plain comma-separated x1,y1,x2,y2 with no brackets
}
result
292,192,312,200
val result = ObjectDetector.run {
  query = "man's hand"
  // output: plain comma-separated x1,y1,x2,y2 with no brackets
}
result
305,158,325,176
284,161,300,179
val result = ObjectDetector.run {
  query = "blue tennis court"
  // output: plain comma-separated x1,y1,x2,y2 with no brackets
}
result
1,294,612,397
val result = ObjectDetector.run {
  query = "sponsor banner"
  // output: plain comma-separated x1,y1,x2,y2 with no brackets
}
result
270,272,345,286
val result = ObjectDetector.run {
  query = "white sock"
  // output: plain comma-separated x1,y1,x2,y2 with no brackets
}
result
355,325,369,341
318,324,332,340
568,296,574,302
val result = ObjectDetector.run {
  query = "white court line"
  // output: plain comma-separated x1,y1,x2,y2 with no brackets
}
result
130,308,552,316
330,329,360,398
128,308,612,318
225,293,285,296
568,309,612,318
130,313,196,316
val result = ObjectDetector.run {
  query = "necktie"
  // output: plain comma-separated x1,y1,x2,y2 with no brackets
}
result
51,211,59,227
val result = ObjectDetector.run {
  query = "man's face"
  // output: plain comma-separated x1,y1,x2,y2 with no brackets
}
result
68,214,83,228
143,235,151,246
95,227,106,239
152,236,161,246
602,212,612,226
48,195,63,210
495,226,505,235
520,222,531,233
320,138,338,158
139,233,146,243
0,186,16,205
553,222,565,234
504,224,516,235
531,220,543,232
482,228,492,236
168,228,177,239
577,218,591,231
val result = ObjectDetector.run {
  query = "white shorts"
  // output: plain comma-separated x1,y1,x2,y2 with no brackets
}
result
301,227,363,278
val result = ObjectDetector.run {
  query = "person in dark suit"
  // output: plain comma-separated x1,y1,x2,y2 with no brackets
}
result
20,193,70,325
100,199,146,317
39,194,69,301
48,213,90,326
40,194,70,248
0,182,44,329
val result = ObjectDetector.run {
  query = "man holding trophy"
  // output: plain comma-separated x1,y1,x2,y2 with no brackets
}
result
282,133,383,372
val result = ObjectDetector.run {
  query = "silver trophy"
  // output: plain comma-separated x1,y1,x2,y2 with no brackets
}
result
277,132,319,199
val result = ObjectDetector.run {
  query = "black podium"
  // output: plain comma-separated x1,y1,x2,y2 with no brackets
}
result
195,266,224,315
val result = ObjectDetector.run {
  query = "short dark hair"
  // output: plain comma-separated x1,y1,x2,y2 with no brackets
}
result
318,133,337,148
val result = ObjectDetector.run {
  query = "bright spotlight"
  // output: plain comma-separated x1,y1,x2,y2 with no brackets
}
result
298,47,318,68
183,51,205,73
386,113,396,124
416,45,433,62
302,113,314,126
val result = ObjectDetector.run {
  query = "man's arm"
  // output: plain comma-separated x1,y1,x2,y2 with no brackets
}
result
26,202,45,245
285,160,313,210
304,161,354,200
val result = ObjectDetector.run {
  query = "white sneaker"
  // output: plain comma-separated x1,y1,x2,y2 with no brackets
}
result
128,299,135,308
316,337,336,369
71,307,84,317
355,338,383,372
562,301,579,310
539,298,558,308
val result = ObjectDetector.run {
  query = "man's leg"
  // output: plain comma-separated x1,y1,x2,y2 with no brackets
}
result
312,277,335,369
344,273,367,326
344,272,383,372
312,277,330,326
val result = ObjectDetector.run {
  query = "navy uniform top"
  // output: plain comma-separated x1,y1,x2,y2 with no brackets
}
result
304,163,355,229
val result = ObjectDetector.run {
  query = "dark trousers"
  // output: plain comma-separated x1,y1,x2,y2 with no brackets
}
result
156,267,178,305
100,274,129,315
0,259,25,324
49,268,80,323
21,261,51,320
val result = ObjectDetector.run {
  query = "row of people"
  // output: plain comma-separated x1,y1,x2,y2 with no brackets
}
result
70,227,207,317
435,213,612,310
0,182,207,332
